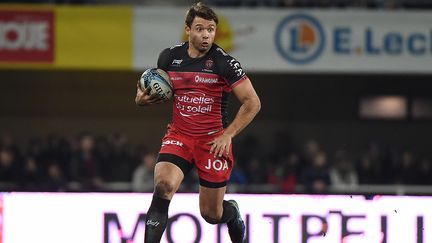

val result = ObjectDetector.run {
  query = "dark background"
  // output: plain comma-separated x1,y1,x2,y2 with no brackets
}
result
1,70,431,157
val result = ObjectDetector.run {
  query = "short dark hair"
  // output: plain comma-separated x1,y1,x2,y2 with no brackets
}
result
185,2,218,28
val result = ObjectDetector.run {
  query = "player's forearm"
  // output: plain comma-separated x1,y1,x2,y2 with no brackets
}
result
224,96,261,138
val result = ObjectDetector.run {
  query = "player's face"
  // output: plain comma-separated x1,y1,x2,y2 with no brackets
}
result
186,17,216,56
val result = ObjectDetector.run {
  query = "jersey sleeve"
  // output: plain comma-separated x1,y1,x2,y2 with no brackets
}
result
218,52,247,88
157,48,171,71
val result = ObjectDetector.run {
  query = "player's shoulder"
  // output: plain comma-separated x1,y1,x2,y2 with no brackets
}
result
212,44,234,60
158,42,187,69
162,42,187,55
211,44,242,68
210,44,246,81
211,44,243,70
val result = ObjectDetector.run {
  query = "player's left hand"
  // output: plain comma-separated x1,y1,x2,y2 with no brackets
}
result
135,80,165,105
207,133,232,158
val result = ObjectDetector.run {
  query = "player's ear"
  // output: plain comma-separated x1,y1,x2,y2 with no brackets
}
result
185,25,190,35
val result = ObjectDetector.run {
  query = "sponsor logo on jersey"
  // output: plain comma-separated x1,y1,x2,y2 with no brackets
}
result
228,59,244,77
275,13,325,65
172,59,183,65
170,42,185,50
194,75,218,84
202,59,214,72
205,59,214,69
162,140,183,147
170,76,183,81
175,91,215,117
205,159,229,171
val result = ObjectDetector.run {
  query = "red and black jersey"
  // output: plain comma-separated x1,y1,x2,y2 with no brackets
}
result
157,42,248,136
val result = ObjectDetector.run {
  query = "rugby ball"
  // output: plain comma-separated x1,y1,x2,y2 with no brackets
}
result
140,68,173,101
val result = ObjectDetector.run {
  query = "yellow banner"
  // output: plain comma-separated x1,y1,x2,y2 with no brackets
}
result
0,5,132,70
56,6,132,70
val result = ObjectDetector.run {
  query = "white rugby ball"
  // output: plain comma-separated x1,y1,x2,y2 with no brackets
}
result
140,68,173,101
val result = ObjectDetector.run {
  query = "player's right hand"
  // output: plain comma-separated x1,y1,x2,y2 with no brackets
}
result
135,80,164,106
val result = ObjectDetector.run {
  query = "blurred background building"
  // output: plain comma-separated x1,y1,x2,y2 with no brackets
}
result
1,0,432,195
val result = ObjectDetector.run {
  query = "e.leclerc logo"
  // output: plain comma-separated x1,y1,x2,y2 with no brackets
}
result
275,13,325,65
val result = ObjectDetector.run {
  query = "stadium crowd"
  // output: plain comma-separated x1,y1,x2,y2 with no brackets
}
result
0,132,430,193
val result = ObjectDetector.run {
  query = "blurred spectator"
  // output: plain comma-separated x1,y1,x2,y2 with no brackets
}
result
106,132,133,181
43,163,67,192
229,163,248,185
42,133,72,180
300,151,331,194
363,141,391,184
329,150,358,190
94,136,114,180
19,157,43,191
244,157,267,184
25,137,45,165
70,133,103,191
132,152,156,192
1,133,22,163
392,150,417,184
416,158,432,185
0,147,20,184
356,155,380,184
301,139,321,166
267,153,299,193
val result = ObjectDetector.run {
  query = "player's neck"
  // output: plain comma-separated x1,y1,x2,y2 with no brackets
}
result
187,46,209,59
